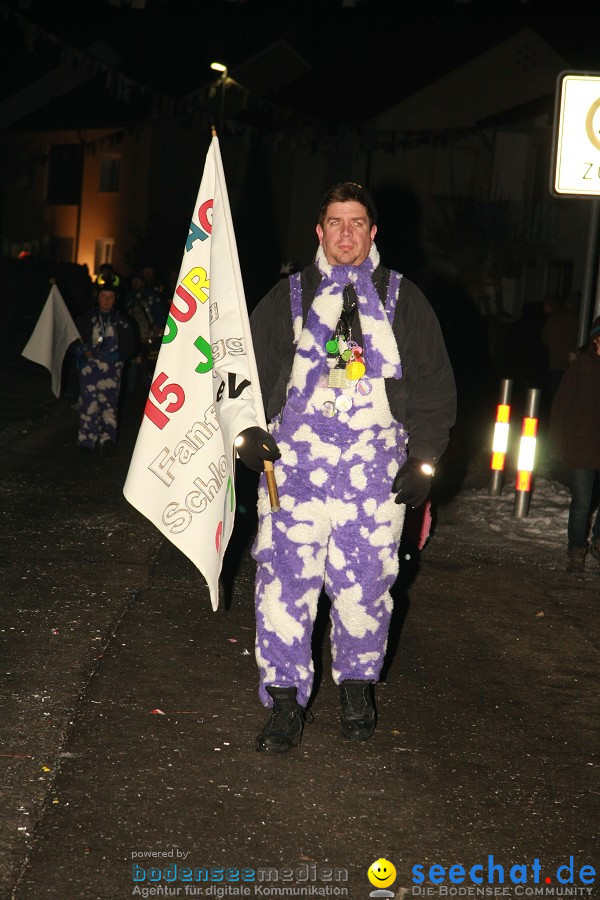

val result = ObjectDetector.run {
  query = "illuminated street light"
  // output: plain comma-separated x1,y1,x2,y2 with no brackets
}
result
210,62,228,133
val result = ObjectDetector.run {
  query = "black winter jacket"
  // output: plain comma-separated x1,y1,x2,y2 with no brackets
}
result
250,263,457,464
550,342,600,469
74,306,136,364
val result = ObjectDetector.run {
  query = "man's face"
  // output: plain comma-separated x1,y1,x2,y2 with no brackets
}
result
593,336,600,356
98,290,116,312
316,200,377,267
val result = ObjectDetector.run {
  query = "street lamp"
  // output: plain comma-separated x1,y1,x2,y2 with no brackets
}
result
210,61,228,133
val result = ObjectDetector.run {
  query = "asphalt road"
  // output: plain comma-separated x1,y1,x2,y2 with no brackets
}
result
1,360,598,900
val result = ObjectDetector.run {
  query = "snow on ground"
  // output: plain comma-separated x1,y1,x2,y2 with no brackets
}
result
456,471,572,550
430,448,599,575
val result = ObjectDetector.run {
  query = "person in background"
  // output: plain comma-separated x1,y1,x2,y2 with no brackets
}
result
94,262,121,295
72,286,135,456
123,271,168,392
236,182,456,752
141,264,169,317
53,264,94,406
541,293,580,397
550,316,600,574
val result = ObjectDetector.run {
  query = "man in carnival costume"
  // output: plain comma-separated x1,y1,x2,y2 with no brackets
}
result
235,182,456,752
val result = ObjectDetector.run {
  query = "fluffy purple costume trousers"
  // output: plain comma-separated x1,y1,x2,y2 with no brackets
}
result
252,247,407,708
78,319,123,449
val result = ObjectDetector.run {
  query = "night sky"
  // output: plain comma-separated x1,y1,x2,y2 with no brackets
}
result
1,0,599,129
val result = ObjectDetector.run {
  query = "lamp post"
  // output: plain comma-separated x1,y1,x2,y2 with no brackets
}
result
210,61,228,134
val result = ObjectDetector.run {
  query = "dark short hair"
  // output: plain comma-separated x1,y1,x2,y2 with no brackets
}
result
318,182,377,228
96,286,117,301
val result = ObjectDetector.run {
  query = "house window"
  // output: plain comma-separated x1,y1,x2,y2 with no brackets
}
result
50,236,75,263
432,146,477,197
99,155,121,193
94,238,115,274
531,141,551,203
491,132,528,202
545,261,573,301
46,144,84,205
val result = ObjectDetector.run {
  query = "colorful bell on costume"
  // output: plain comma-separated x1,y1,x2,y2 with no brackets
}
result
346,360,366,380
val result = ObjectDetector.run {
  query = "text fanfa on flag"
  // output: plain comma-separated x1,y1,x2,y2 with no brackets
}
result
124,134,272,610
21,284,81,398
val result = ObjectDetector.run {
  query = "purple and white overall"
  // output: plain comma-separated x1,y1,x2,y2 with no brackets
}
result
252,244,407,708
77,316,124,451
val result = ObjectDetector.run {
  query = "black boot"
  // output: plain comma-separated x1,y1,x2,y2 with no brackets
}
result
256,686,308,753
339,679,376,741
566,546,586,574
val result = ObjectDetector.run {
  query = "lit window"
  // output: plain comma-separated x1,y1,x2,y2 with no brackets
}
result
100,155,121,193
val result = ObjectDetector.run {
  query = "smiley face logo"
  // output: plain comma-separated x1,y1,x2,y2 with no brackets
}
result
368,858,397,889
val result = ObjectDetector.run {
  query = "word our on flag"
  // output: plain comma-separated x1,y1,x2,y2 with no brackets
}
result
21,284,81,398
123,135,270,611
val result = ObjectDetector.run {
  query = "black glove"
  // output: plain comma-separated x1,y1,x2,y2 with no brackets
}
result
392,457,434,507
234,426,281,473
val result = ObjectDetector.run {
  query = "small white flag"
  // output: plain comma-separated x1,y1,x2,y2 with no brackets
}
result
21,284,81,398
123,134,268,610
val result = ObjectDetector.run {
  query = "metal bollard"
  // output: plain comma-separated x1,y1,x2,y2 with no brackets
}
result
513,388,541,518
489,378,513,496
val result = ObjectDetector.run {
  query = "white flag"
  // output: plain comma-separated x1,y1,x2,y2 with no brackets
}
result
21,284,81,398
123,135,267,610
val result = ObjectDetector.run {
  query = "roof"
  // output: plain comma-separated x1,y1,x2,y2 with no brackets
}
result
368,28,569,131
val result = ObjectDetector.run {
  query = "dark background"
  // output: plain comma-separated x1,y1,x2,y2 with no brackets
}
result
1,0,599,122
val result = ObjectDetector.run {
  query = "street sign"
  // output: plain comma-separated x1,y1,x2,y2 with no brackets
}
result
552,72,600,196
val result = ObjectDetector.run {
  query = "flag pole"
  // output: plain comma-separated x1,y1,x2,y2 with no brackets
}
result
211,126,280,512
263,461,280,512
